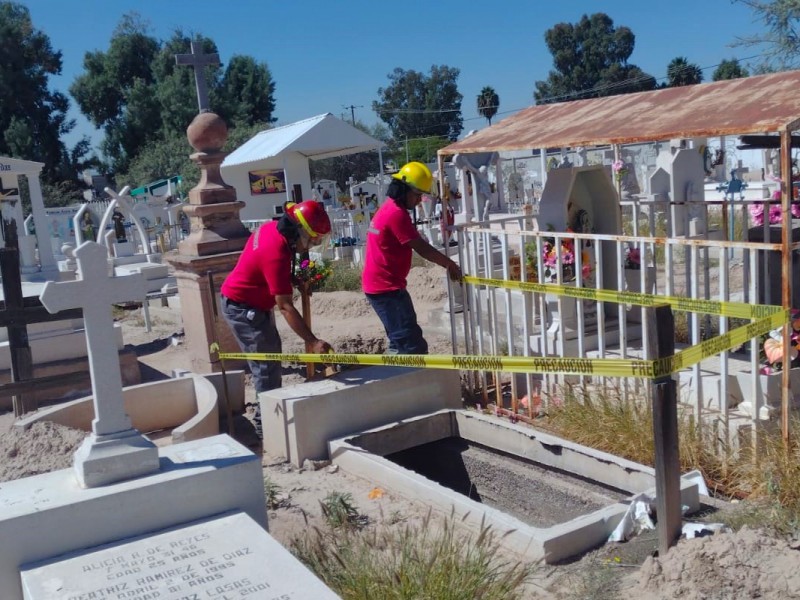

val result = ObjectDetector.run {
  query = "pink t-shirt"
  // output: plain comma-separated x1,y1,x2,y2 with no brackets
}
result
362,198,420,294
221,221,293,311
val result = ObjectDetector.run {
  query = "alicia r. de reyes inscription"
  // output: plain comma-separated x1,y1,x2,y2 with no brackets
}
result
20,512,340,600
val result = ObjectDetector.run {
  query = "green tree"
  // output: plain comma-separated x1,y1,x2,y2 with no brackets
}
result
534,13,656,104
666,56,704,86
217,55,277,126
734,0,800,71
477,86,500,125
71,15,277,180
712,58,750,80
0,2,86,188
373,65,463,141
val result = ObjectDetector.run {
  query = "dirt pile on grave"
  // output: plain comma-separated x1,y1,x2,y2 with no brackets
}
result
0,421,87,482
624,526,800,599
406,266,449,305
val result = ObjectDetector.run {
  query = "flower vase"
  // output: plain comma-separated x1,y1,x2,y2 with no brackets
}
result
545,280,595,339
624,267,656,323
735,366,800,420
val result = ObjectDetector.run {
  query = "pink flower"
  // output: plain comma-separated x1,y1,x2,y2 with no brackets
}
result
582,263,592,278
769,204,782,224
760,365,774,375
300,259,309,269
750,203,765,226
792,203,800,219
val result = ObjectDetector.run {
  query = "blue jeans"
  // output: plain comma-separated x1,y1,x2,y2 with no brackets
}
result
366,289,428,355
221,295,282,394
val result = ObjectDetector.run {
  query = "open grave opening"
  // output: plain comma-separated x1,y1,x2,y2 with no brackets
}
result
385,437,629,528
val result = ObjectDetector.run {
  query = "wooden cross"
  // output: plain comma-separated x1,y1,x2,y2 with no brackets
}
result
0,248,82,416
40,242,145,437
175,40,220,113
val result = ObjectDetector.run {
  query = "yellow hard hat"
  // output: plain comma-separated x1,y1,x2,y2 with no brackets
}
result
392,161,433,194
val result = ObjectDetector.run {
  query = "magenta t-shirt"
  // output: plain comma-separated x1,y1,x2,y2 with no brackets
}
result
221,221,293,311
362,198,420,294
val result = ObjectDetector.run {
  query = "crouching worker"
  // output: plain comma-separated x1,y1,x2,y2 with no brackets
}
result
221,200,334,436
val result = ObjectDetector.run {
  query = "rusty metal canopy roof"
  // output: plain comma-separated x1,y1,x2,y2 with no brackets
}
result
440,70,800,155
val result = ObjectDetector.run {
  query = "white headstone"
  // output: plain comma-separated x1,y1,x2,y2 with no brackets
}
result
20,511,340,600
39,241,158,487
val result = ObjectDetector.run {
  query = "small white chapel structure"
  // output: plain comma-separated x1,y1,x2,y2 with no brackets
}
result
221,113,386,221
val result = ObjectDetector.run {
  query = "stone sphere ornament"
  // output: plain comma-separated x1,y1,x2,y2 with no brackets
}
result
186,111,228,152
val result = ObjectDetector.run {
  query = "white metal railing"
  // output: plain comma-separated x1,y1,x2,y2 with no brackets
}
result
448,209,793,452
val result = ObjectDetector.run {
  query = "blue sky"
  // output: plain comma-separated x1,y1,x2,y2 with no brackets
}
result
25,0,767,153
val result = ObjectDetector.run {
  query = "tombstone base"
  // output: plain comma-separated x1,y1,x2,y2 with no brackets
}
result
73,429,159,488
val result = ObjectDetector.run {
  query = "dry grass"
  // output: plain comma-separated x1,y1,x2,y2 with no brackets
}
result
290,511,535,600
536,384,800,535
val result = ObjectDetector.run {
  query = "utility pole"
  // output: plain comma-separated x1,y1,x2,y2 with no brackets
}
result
342,104,363,126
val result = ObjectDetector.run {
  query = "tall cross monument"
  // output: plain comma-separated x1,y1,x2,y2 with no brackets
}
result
175,40,219,113
165,40,250,374
40,242,159,487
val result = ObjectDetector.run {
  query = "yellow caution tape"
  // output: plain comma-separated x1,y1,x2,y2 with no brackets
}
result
214,280,788,380
464,276,783,320
217,309,786,380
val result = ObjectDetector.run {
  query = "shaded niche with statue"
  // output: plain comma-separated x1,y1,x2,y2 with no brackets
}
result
112,210,127,242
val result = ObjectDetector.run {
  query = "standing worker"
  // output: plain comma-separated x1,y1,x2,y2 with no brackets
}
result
362,161,462,354
221,200,333,436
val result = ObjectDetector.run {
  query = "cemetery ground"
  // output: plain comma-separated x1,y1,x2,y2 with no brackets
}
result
1,265,800,598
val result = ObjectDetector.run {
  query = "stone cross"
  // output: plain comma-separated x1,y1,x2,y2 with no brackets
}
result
40,241,158,487
175,40,220,113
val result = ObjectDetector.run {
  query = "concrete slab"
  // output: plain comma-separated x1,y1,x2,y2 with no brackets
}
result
262,366,462,466
0,434,266,600
330,409,700,564
20,511,338,600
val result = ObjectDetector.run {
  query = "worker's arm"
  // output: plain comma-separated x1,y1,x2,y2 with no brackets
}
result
274,294,332,354
408,237,463,281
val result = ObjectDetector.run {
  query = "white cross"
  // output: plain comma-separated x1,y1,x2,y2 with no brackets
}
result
40,242,145,437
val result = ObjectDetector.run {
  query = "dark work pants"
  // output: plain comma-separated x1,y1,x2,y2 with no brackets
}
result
220,295,282,393
366,288,428,355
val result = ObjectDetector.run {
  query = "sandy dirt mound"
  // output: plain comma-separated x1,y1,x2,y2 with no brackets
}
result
406,266,449,305
626,526,800,599
0,421,87,482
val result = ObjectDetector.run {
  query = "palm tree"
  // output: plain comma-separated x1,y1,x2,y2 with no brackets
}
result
477,86,500,126
666,57,704,87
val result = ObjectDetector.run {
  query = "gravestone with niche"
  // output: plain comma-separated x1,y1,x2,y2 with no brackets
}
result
656,142,707,237
534,166,622,350
20,511,340,600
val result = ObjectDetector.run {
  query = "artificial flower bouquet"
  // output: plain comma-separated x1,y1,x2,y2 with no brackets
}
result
624,245,641,270
760,309,800,375
294,258,332,293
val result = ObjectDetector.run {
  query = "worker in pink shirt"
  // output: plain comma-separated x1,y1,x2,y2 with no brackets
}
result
362,162,462,354
221,200,333,436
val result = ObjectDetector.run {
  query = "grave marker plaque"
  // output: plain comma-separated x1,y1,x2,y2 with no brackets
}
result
20,512,340,600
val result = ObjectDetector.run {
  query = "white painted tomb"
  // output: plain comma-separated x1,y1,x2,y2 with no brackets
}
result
0,435,266,600
20,511,339,600
262,365,462,466
0,241,286,600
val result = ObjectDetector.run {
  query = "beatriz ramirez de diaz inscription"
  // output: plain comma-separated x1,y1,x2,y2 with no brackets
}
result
71,533,275,599
22,513,340,600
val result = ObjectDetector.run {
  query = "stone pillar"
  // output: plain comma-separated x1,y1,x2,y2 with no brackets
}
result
166,253,245,373
164,111,251,374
